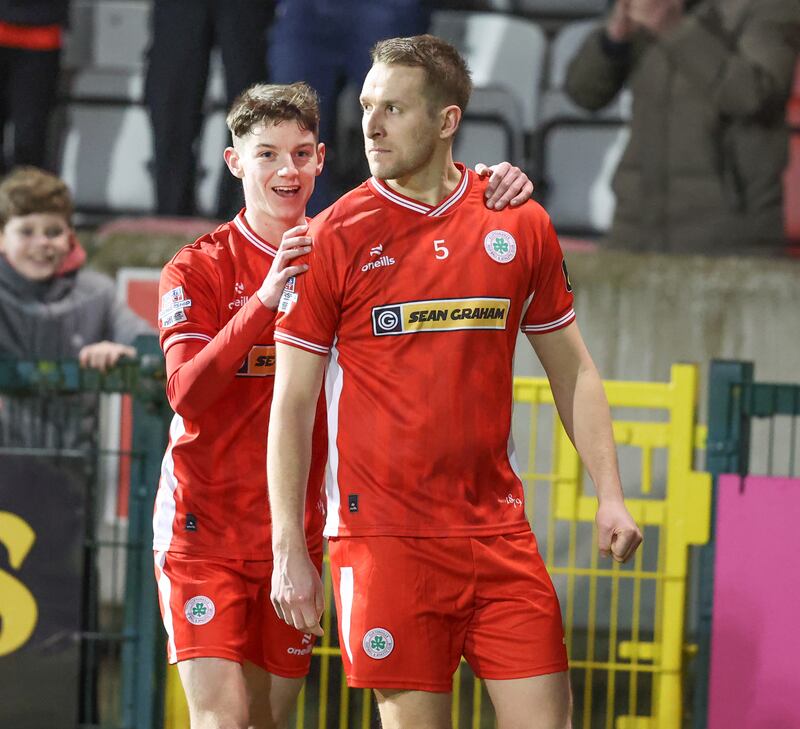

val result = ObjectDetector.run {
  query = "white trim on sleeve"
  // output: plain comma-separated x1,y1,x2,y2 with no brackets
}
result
274,331,330,355
521,308,576,333
162,332,213,353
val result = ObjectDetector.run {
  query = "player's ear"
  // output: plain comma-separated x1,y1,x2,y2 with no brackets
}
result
224,146,244,179
440,105,462,141
315,142,326,177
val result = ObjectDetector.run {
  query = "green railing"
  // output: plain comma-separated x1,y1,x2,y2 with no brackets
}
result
0,335,169,729
693,360,800,729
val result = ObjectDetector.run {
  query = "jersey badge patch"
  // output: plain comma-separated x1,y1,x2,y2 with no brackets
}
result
160,286,192,328
562,260,573,292
484,230,517,263
184,595,215,625
363,628,394,659
278,277,298,313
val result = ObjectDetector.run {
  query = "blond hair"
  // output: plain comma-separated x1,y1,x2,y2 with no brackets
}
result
370,34,473,114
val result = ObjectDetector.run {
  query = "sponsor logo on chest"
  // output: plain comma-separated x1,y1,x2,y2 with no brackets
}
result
228,281,249,310
372,297,510,336
361,243,396,273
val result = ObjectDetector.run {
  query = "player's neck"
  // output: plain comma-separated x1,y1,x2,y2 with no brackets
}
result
385,155,462,207
243,207,305,248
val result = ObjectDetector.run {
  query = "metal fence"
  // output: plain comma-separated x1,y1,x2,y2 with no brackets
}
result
0,335,168,729
163,364,711,729
693,360,800,729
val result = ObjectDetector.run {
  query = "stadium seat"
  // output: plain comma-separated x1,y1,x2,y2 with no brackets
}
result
539,122,628,235
62,0,151,101
430,11,546,131
59,105,226,217
430,11,547,168
514,0,608,19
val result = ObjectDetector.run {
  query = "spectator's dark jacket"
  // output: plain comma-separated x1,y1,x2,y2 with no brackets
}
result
0,241,153,360
565,0,800,253
0,0,69,26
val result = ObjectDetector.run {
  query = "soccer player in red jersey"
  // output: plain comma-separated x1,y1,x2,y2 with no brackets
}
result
267,37,643,729
153,80,536,729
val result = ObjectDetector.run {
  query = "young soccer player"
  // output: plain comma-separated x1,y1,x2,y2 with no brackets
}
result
153,81,536,729
267,37,643,729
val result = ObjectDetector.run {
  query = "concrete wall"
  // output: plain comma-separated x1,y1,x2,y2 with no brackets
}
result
514,248,800,419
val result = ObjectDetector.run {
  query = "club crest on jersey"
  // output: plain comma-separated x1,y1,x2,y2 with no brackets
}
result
363,628,395,659
159,285,192,328
484,230,517,263
184,595,215,625
372,297,510,336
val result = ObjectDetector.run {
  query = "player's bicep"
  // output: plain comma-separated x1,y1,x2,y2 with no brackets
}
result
526,321,591,389
274,342,326,414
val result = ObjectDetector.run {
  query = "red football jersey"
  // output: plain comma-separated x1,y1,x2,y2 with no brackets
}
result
275,166,575,538
153,213,327,559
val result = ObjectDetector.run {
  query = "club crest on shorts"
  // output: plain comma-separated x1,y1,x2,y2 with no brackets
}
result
362,628,395,659
484,230,517,263
184,595,216,625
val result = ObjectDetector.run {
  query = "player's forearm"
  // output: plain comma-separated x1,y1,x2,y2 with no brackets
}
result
165,295,274,418
267,383,320,550
553,361,625,504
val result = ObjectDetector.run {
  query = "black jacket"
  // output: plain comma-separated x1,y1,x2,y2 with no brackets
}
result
0,0,69,26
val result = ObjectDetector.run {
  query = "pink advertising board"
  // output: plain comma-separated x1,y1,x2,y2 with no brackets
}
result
708,475,800,729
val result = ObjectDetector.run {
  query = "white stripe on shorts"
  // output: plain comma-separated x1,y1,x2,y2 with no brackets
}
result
339,566,355,664
155,550,178,662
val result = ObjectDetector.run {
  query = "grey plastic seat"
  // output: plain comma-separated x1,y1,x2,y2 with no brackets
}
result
540,123,629,234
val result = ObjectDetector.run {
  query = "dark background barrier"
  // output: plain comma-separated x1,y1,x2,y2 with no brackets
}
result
0,454,87,728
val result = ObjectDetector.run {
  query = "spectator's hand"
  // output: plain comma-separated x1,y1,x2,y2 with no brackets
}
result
475,162,533,209
79,341,136,373
257,223,312,311
595,498,643,563
629,0,683,36
607,0,635,42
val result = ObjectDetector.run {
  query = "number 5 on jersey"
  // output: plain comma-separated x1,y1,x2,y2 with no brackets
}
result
434,239,449,260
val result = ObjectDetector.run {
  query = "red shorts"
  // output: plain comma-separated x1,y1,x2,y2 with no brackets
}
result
328,532,568,692
154,548,323,677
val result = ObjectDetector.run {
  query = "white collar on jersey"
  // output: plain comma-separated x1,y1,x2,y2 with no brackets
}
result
368,164,470,217
233,212,278,257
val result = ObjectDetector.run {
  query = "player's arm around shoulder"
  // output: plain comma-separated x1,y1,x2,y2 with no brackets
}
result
526,323,643,564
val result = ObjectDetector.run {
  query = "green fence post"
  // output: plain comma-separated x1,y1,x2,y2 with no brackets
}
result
121,336,169,729
692,359,753,729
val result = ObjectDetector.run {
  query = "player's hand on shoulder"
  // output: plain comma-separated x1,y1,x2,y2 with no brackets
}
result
257,223,313,311
475,161,534,210
79,341,136,373
595,498,643,564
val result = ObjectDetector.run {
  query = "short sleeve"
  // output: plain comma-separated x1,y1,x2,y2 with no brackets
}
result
520,218,576,334
158,251,221,354
274,218,342,356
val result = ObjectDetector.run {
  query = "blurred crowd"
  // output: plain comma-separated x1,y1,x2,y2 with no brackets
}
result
0,0,799,266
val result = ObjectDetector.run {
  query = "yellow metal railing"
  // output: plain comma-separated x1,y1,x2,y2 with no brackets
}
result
164,363,710,728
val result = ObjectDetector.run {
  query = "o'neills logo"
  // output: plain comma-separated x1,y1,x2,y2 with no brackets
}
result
362,255,396,272
372,297,510,336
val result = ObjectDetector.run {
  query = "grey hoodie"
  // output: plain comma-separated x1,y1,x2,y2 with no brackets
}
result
0,249,154,450
0,252,153,360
